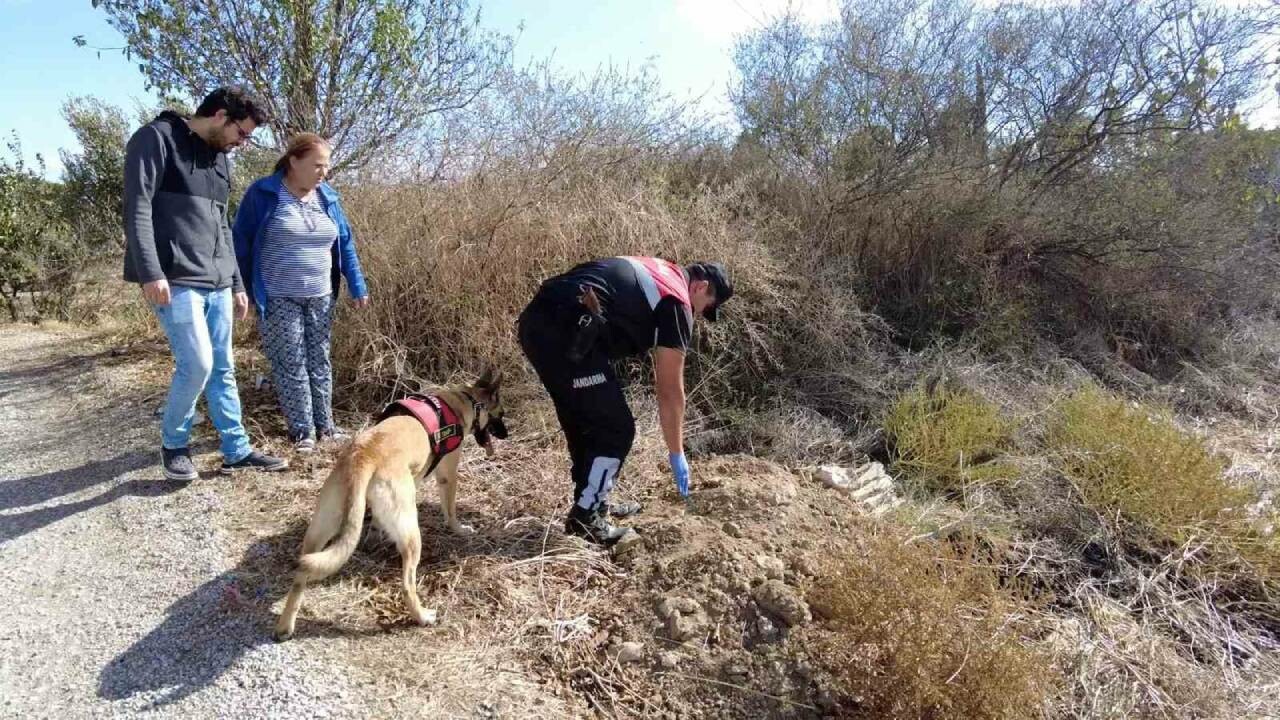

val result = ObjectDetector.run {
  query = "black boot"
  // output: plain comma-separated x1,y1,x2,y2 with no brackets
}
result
606,499,643,518
564,506,633,546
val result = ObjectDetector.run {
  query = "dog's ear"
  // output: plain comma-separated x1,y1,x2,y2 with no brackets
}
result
476,366,503,391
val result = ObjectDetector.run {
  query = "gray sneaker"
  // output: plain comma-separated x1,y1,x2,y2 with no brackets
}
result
317,425,351,445
161,447,198,481
220,450,289,475
290,430,316,455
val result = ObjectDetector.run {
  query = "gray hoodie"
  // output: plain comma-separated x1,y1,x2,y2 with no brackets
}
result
122,111,242,292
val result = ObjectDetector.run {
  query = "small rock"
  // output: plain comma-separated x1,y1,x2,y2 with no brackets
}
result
722,658,750,677
675,597,700,614
611,530,643,562
615,641,644,664
789,555,819,578
747,609,780,646
752,580,812,627
667,613,702,642
814,465,852,490
721,521,742,538
657,595,699,619
658,651,682,670
657,597,679,620
754,555,785,580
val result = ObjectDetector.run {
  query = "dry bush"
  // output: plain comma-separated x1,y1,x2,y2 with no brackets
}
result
1164,313,1280,423
805,528,1057,719
1049,388,1266,551
329,161,896,454
842,179,1041,352
884,382,1015,496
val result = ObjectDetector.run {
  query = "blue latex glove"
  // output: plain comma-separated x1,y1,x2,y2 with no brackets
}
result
669,452,690,497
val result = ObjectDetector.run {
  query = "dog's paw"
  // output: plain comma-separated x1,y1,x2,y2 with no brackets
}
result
449,522,476,536
415,608,439,626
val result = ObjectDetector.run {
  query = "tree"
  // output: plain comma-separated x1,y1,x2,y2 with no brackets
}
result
0,138,70,321
89,0,510,174
59,97,129,251
980,0,1272,188
731,0,1275,193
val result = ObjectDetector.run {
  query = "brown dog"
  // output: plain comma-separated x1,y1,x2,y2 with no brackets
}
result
274,369,507,641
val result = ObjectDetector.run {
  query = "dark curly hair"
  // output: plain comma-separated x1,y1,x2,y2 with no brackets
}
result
195,85,269,125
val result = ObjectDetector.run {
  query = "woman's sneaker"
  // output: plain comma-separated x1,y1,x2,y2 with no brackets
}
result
220,450,289,475
161,447,199,482
290,429,316,455
317,425,351,447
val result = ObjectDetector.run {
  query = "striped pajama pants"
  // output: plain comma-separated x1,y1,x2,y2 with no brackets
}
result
261,295,335,439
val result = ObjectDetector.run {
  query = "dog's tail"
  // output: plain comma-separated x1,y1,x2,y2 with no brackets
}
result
297,450,374,582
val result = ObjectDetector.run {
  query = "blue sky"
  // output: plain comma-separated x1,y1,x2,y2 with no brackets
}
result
0,0,1274,179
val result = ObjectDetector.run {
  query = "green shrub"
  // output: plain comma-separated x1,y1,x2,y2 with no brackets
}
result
1049,387,1280,586
1049,388,1246,544
885,383,1014,495
0,137,71,321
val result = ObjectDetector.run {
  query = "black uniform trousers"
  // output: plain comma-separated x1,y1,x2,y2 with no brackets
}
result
517,299,635,514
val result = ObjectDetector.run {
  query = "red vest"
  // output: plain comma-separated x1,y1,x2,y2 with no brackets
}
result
622,256,691,308
380,394,464,473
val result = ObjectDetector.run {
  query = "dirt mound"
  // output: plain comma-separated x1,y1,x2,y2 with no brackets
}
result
551,454,869,719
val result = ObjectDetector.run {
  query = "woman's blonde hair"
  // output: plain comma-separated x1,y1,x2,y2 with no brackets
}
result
274,132,330,175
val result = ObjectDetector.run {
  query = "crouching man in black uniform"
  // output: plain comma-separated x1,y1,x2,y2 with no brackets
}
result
518,257,733,545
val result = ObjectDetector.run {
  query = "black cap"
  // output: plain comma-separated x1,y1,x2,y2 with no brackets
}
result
687,261,733,321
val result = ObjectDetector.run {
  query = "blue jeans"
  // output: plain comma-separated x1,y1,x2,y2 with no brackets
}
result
153,286,251,462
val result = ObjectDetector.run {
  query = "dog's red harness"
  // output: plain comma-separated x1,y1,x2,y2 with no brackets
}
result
379,394,465,474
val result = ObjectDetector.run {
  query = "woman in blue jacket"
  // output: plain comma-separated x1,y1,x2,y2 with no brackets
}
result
233,133,369,453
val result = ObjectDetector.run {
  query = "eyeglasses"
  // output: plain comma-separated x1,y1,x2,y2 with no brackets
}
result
230,119,254,142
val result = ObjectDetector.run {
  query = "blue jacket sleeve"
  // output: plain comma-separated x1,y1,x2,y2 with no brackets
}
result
232,184,261,301
333,201,368,299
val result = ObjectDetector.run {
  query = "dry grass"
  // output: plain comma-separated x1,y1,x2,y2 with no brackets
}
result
805,527,1057,719
327,167,895,433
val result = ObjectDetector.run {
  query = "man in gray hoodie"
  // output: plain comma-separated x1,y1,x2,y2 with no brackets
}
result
124,86,287,480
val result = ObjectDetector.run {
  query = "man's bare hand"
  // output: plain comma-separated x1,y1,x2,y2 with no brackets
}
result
233,292,249,320
142,279,171,306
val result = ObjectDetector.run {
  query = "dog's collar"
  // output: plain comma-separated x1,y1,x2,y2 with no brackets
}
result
459,390,485,432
